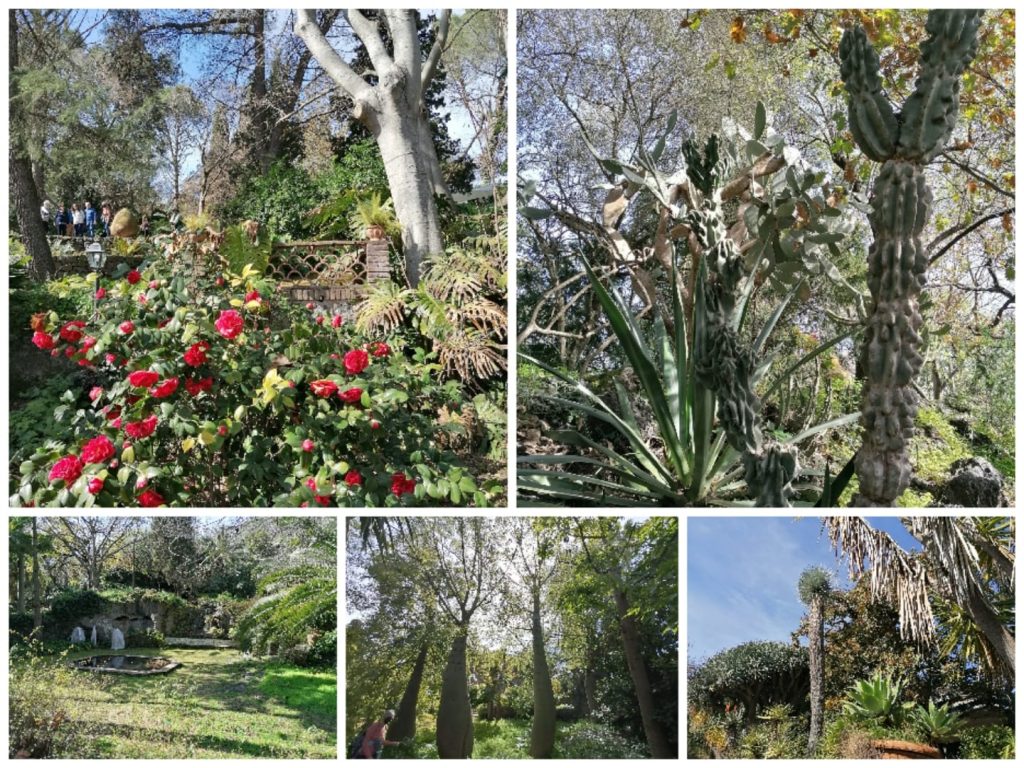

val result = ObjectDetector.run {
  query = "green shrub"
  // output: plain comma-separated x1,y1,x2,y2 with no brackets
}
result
9,611,35,642
47,589,106,626
125,628,165,648
306,628,337,669
958,725,1015,759
8,651,89,757
553,720,649,759
817,715,891,759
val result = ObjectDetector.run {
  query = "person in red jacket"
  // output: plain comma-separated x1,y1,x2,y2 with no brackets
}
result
359,709,400,759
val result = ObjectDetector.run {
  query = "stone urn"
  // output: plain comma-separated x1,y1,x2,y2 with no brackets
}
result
870,739,941,759
365,224,386,241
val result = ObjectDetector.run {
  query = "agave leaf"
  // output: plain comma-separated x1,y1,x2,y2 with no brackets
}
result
543,429,678,496
518,469,664,501
763,328,860,399
786,412,860,445
814,453,857,508
754,279,804,355
517,472,660,506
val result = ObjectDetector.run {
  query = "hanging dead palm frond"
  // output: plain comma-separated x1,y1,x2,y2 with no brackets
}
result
436,329,507,382
354,280,413,335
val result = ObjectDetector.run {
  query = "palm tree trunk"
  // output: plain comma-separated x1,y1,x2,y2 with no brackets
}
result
807,597,825,754
389,641,428,741
613,588,673,758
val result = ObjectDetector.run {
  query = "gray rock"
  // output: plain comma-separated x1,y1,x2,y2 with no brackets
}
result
937,457,1005,507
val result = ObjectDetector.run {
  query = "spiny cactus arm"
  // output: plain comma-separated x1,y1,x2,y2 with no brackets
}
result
839,25,898,162
897,10,984,162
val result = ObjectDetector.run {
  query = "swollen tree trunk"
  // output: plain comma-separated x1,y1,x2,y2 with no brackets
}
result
807,597,825,754
613,588,673,758
436,632,473,758
10,11,55,280
390,641,428,741
530,591,556,758
31,519,42,631
294,9,450,287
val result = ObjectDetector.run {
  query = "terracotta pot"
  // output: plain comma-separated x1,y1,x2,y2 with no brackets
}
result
366,224,386,240
870,739,942,759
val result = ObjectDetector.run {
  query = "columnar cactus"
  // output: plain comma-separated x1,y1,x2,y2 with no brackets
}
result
840,10,983,506
691,202,797,506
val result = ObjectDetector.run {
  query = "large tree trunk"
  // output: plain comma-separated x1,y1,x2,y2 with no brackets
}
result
807,597,825,754
966,589,1016,676
436,632,473,758
613,588,673,758
31,519,42,631
530,590,557,758
390,641,428,741
9,10,55,280
17,553,26,613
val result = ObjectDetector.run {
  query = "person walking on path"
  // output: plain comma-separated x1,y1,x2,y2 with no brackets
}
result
84,201,96,237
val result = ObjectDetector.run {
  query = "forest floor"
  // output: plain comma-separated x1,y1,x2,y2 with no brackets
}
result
28,647,336,758
379,717,649,759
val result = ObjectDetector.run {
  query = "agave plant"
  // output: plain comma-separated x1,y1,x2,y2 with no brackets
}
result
842,672,912,725
908,701,963,745
519,106,860,506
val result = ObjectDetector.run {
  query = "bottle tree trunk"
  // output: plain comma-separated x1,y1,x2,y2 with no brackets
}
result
31,519,42,631
390,641,429,741
530,590,557,758
807,597,825,754
436,632,473,758
9,10,55,281
613,588,673,758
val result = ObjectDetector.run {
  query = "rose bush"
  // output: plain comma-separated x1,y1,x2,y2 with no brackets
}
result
12,236,500,507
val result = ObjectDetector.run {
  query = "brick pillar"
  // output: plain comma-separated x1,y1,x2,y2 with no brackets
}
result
365,240,391,281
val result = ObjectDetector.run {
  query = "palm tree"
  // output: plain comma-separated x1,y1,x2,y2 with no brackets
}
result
824,516,1015,677
798,566,833,755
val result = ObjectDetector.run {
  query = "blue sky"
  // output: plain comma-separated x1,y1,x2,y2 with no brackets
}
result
687,517,922,662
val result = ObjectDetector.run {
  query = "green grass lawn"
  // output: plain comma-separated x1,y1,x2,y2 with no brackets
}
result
17,647,336,759
376,717,648,759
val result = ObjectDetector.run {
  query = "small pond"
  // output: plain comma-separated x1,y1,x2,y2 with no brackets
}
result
70,655,181,676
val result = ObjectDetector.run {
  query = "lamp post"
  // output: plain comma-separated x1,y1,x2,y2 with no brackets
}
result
85,241,107,320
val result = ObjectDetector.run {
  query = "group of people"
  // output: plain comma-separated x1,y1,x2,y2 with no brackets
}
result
42,200,114,238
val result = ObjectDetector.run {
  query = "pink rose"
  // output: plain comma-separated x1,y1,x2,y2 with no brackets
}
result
343,349,369,375
119,321,135,335
302,439,315,453
49,455,84,487
215,309,244,339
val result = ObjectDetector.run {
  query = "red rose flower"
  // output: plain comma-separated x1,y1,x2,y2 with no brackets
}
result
245,289,261,303
309,379,338,398
32,331,55,350
306,477,332,505
128,370,160,388
215,276,225,287
89,386,104,402
95,287,106,300
184,376,213,396
80,434,116,465
332,314,343,328
339,387,363,404
59,321,86,343
111,417,123,429
64,346,75,358
302,439,315,452
217,425,228,436
183,341,210,367
369,341,391,358
371,419,381,430
345,469,363,487
87,477,104,495
150,377,179,398
316,315,324,325
391,472,416,497
119,321,135,335
49,455,84,487
344,349,370,374
81,336,97,350
125,414,158,439
105,353,117,364
215,309,244,339
138,488,165,507
306,301,315,310
126,269,142,285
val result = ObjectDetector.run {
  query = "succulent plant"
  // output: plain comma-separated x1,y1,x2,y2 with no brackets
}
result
839,10,984,506
909,700,964,745
842,672,912,725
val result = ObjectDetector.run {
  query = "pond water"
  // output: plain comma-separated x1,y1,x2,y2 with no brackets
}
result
71,655,180,675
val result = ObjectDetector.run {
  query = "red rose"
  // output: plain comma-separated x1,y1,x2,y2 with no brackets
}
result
104,405,121,421
80,434,116,465
138,488,165,507
184,376,213,396
369,341,391,358
125,414,158,439
332,314,343,328
316,315,324,325
32,331,55,350
306,477,331,505
309,379,338,398
78,358,93,367
371,419,381,430
87,477,104,495
306,301,315,310
215,309,244,339
339,387,363,404
215,276,225,287
183,341,210,367
64,346,75,358
217,425,228,436
105,353,117,364
49,455,84,486
95,287,106,300
111,417,123,429
344,349,370,374
345,469,363,487
81,336,97,350
245,289,261,303
150,377,179,398
302,439,315,452
128,370,160,388
126,269,141,285
391,472,416,497
59,321,86,343
89,386,104,402
119,321,135,335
